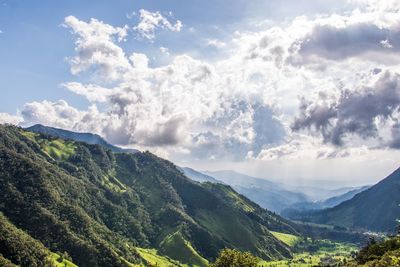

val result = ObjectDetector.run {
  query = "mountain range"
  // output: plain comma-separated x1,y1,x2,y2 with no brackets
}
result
26,125,372,216
200,170,309,213
0,125,299,266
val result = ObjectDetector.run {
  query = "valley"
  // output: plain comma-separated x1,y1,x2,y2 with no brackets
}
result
2,0,400,265
0,124,398,267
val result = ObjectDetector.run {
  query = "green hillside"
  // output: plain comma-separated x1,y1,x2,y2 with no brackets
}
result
158,229,209,266
0,125,297,266
270,231,300,247
296,168,400,233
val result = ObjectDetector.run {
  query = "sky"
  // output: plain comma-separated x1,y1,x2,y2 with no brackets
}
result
0,0,399,186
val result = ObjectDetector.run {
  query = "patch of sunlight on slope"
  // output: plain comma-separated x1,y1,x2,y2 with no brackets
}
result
42,139,76,160
215,184,255,212
21,131,39,141
159,230,209,267
102,170,127,192
136,247,186,267
22,131,76,161
50,252,78,267
270,231,300,247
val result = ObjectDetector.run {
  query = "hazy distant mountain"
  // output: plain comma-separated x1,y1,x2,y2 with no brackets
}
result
202,170,309,213
281,184,364,202
26,124,138,154
293,168,400,233
281,186,370,218
180,167,223,184
319,186,370,208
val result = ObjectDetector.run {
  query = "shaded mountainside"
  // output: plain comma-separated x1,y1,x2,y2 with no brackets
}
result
200,170,309,213
293,168,400,233
0,125,297,266
26,124,138,154
0,212,50,267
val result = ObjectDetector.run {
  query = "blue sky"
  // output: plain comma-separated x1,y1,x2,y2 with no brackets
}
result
1,0,399,185
0,0,351,114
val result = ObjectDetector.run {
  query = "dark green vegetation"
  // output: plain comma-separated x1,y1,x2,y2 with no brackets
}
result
349,236,400,266
290,168,400,233
0,212,51,267
0,125,300,266
210,249,260,267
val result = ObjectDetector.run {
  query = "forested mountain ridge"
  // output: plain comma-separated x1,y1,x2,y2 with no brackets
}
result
0,125,297,266
26,124,139,154
294,167,400,233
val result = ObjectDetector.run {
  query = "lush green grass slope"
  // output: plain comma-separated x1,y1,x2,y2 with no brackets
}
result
135,248,186,267
50,253,78,267
295,168,400,233
270,231,301,247
159,229,209,267
0,125,298,266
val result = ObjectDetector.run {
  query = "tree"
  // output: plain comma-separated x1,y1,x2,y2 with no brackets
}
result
210,249,259,267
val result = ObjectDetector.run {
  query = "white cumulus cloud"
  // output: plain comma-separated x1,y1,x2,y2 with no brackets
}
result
18,3,400,163
134,9,182,40
0,113,23,125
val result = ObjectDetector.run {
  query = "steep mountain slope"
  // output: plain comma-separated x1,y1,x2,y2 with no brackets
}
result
0,212,51,267
0,125,297,266
202,170,309,213
26,124,138,154
296,168,400,233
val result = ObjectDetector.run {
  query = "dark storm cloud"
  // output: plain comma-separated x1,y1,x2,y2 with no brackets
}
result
293,71,400,147
140,116,186,146
390,123,400,148
292,22,400,64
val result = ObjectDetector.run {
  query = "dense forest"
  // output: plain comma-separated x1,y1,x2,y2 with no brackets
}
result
0,125,298,266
